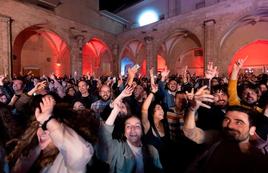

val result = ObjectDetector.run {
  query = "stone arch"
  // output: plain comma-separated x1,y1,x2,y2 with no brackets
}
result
158,29,203,74
219,7,268,74
12,25,70,77
119,39,146,76
227,40,268,74
82,37,113,76
120,57,135,76
178,48,204,76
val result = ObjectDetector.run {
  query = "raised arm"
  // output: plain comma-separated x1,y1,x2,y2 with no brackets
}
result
182,65,189,84
230,57,247,80
141,76,158,133
106,86,134,125
127,65,139,87
35,96,93,171
0,74,5,86
205,62,218,80
158,66,169,98
160,66,170,82
228,57,248,106
183,86,215,144
50,74,65,98
149,67,155,85
13,81,47,111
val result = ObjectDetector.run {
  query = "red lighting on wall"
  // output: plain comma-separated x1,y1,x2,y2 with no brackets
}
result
141,60,146,76
228,40,268,74
82,38,107,75
157,55,166,72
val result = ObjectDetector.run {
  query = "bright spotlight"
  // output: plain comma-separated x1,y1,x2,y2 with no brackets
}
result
138,10,159,27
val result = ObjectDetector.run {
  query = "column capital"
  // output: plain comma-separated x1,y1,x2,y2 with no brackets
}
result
203,19,216,26
144,36,154,43
0,15,11,23
112,43,119,49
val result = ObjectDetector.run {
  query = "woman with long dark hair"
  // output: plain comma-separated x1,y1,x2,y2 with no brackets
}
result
7,95,94,173
141,69,177,173
99,86,163,173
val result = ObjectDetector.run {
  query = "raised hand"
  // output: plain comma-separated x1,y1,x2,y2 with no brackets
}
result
233,56,248,71
35,95,56,124
186,88,195,101
186,86,214,111
50,73,56,80
183,65,188,75
117,74,123,86
73,71,78,81
161,66,170,81
86,72,91,79
151,83,158,94
120,85,134,98
149,67,155,85
113,100,125,113
128,65,139,79
231,56,248,80
106,78,113,87
0,74,6,86
182,65,190,83
37,81,48,89
205,62,218,80
149,67,154,78
8,95,19,106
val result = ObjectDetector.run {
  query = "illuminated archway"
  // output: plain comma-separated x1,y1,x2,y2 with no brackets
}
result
157,55,166,72
13,26,70,77
120,40,146,75
228,40,268,74
178,48,204,76
159,29,202,74
219,8,268,74
82,38,113,76
141,59,146,76
121,57,134,76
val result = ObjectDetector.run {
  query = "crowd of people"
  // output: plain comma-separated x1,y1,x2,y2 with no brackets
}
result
1,57,268,173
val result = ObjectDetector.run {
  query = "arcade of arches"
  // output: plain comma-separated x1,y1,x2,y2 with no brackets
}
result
1,0,268,78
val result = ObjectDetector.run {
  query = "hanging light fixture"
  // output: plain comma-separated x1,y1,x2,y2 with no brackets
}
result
56,57,61,66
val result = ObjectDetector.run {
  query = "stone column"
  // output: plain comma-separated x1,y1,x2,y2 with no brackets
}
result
203,19,216,72
70,34,85,76
112,43,119,75
144,36,155,77
0,15,12,77
168,0,177,18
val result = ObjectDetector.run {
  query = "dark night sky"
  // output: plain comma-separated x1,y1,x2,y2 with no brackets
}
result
99,0,143,13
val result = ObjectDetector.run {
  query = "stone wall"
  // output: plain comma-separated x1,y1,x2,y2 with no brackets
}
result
0,15,11,76
0,0,116,77
1,0,268,77
117,0,268,76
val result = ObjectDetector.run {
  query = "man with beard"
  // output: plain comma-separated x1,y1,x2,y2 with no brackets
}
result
91,85,112,118
183,86,268,173
228,57,262,112
196,85,228,130
158,67,178,110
